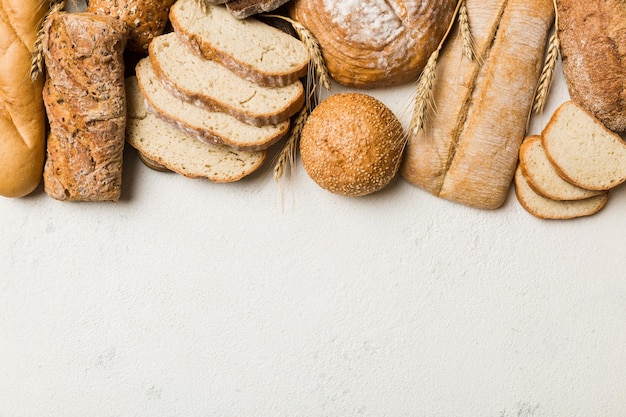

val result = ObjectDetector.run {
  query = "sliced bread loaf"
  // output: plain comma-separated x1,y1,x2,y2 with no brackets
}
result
514,165,608,220
149,32,304,127
542,101,626,190
125,76,266,182
519,135,603,201
135,58,289,151
170,0,308,87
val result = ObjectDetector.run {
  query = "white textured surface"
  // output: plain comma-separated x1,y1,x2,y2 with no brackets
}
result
2,59,626,417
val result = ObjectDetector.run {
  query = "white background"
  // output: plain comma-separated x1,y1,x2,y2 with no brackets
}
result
1,47,626,416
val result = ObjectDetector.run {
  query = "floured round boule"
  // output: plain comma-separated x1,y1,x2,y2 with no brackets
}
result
300,93,404,196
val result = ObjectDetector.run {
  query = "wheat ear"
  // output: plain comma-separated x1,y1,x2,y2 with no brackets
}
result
409,0,468,136
194,0,209,13
532,0,559,114
458,0,475,61
31,0,66,81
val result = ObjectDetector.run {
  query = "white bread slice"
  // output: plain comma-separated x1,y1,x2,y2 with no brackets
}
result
514,165,608,220
125,76,266,182
149,32,304,127
170,0,308,87
519,135,603,201
135,58,289,151
542,101,626,190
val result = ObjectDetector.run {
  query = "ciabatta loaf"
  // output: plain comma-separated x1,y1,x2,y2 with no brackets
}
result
542,101,626,191
519,136,603,201
0,0,49,198
170,0,308,87
150,32,304,127
514,166,608,220
135,58,289,151
401,0,554,210
42,12,129,202
126,77,266,182
557,0,626,132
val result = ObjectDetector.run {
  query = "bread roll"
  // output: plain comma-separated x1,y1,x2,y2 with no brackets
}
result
557,0,626,132
289,0,456,88
0,0,49,198
401,0,554,210
86,0,175,53
42,12,129,201
300,93,404,197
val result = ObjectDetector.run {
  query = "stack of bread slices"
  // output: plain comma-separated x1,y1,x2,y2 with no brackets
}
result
515,101,626,220
125,0,309,182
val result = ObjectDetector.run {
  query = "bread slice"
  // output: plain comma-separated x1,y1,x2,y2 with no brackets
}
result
149,32,304,127
542,101,626,190
170,0,308,87
135,58,289,151
514,166,608,220
125,76,266,182
519,135,603,201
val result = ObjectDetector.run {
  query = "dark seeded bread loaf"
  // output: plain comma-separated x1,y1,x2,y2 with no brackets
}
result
42,12,129,202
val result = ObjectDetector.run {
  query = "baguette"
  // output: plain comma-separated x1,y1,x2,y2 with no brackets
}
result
42,12,129,201
0,0,49,198
401,0,554,209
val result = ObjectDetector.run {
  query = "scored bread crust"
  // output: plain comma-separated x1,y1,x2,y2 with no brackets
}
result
289,0,456,88
557,0,626,133
514,166,608,220
0,0,49,198
401,0,554,210
170,0,308,88
42,12,129,202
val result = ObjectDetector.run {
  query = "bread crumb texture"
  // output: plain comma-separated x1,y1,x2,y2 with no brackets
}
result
300,93,404,196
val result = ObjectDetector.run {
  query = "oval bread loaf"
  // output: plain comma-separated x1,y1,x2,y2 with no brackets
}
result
290,0,456,88
300,93,404,197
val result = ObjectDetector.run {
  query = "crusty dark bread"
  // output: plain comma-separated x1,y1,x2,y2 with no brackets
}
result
226,0,291,19
42,12,129,201
557,0,626,132
0,0,49,198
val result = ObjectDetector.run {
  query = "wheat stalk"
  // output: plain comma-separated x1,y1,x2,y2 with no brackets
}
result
532,0,559,114
409,0,468,136
31,0,66,81
458,0,474,61
273,106,308,182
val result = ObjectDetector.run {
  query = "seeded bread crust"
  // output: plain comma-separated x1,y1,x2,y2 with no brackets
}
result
170,0,308,87
42,12,129,202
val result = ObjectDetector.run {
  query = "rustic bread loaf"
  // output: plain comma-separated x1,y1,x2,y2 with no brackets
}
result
42,12,129,202
226,0,292,19
149,32,304,127
289,0,456,88
170,0,308,87
519,135,603,201
557,0,626,132
0,0,49,198
87,0,176,53
125,76,266,182
135,58,289,151
300,93,404,197
542,101,626,191
401,0,554,210
514,166,608,220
